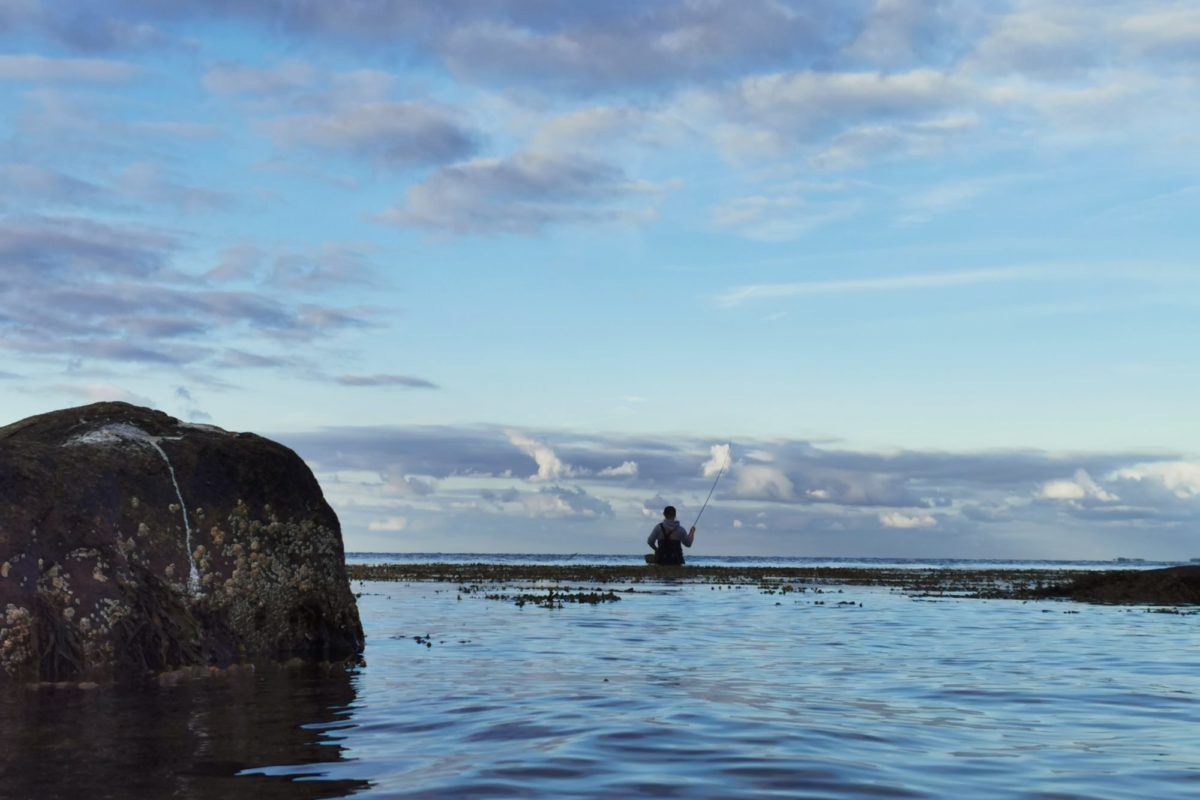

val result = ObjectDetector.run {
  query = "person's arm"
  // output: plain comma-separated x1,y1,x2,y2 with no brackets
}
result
646,524,661,549
682,526,697,547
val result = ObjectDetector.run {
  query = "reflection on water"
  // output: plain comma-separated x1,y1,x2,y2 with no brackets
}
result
0,666,367,799
3,577,1200,799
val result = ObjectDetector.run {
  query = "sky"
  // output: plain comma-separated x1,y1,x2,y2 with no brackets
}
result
1,1,1198,559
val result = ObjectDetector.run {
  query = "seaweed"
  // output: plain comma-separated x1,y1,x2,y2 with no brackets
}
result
32,593,84,681
111,566,202,675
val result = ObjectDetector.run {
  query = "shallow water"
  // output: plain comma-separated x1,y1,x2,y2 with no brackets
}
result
3,570,1199,799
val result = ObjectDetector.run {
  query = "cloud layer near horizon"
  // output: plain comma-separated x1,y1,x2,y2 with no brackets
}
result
275,423,1200,559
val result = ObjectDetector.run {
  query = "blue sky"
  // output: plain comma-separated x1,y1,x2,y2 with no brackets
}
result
2,1,1198,558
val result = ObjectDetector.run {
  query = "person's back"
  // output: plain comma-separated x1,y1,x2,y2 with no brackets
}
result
655,526,686,565
647,506,695,566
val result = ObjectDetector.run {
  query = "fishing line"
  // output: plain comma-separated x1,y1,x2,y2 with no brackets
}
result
691,460,726,529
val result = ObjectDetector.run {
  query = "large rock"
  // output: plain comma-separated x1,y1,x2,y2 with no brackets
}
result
0,402,364,682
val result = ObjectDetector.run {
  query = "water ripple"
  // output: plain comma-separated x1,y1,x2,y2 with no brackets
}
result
5,580,1200,798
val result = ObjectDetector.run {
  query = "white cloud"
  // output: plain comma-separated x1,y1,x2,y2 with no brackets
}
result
966,10,1100,79
1121,8,1200,58
810,114,978,170
719,265,1047,306
1109,462,1200,499
711,193,862,241
202,60,316,96
0,164,102,207
520,492,576,518
383,471,437,497
380,151,660,235
896,174,1015,225
0,54,137,83
439,0,830,93
116,162,232,212
712,194,798,228
879,511,937,528
338,374,438,389
203,61,476,169
367,516,408,532
702,443,732,477
730,463,795,501
519,486,613,519
269,101,477,168
531,106,649,153
1037,469,1118,503
846,0,977,67
507,431,578,481
1024,74,1159,134
598,460,639,477
711,67,964,159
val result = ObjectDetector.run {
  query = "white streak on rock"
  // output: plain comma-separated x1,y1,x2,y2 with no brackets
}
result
145,439,200,593
65,423,200,594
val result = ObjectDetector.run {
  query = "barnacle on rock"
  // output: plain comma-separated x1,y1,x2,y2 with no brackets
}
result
0,604,35,676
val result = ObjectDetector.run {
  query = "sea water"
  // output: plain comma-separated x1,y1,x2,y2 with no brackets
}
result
2,556,1198,799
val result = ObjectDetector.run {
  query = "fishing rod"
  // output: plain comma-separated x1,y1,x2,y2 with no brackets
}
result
691,460,726,529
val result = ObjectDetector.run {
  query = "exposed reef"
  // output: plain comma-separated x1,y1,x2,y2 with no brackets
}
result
0,402,364,684
348,563,1080,597
1030,565,1200,605
348,563,1200,607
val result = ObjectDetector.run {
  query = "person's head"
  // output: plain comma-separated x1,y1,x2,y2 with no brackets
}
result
663,505,676,520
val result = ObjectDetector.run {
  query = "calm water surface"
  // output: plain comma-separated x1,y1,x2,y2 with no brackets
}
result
2,559,1199,799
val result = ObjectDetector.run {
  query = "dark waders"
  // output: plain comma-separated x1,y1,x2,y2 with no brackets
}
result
653,528,685,566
